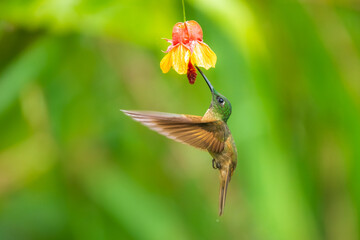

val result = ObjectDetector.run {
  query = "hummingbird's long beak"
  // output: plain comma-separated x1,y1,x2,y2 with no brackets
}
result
196,66,214,93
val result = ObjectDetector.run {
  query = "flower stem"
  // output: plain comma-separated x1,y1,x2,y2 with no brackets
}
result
182,0,186,22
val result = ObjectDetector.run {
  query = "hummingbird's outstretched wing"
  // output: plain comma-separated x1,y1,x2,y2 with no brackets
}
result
122,110,226,153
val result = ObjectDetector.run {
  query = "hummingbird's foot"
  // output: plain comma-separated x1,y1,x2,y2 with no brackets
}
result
212,159,221,169
212,159,216,169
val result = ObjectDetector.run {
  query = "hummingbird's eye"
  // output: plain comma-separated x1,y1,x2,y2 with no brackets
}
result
218,98,224,104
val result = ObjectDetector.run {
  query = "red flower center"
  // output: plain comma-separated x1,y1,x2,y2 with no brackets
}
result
187,62,197,84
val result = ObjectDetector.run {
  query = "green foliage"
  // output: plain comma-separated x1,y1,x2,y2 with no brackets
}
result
0,0,359,239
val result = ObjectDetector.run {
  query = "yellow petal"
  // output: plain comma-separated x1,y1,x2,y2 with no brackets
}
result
191,42,217,70
160,52,172,73
172,44,190,74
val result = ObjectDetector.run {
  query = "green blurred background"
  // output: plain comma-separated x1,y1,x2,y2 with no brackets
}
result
0,0,360,239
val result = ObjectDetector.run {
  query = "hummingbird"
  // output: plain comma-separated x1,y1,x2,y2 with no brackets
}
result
121,67,237,216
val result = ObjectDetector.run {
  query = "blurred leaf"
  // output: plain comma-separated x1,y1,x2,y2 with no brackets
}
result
0,37,61,115
80,165,190,240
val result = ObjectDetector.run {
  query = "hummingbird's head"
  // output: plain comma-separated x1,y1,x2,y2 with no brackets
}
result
210,90,232,122
196,67,232,122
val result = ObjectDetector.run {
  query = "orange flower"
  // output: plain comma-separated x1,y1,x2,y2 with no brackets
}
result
160,20,217,84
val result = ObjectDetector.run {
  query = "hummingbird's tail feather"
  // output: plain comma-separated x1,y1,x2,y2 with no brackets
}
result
219,166,231,216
